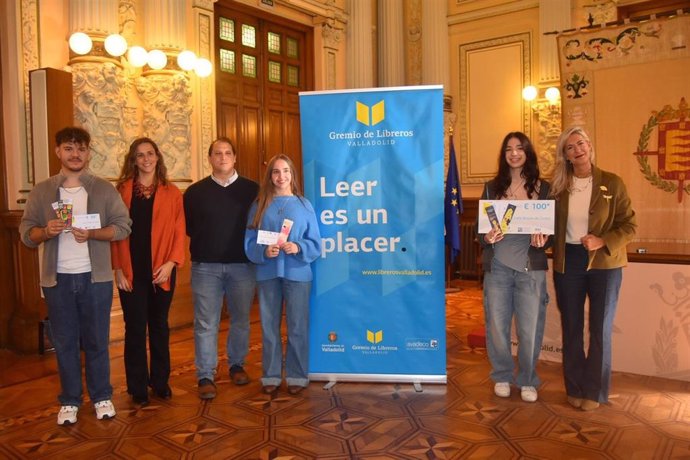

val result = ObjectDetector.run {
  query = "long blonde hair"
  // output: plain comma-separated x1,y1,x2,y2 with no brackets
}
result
249,154,303,229
551,126,596,197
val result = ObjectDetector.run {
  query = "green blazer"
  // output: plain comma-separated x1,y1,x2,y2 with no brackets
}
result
553,165,637,273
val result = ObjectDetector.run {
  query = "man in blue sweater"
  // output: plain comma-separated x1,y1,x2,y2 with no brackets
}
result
183,137,259,399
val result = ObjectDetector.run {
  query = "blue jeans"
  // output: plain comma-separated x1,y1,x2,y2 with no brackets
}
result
554,243,622,403
483,258,548,387
42,273,113,406
258,278,311,387
191,262,256,381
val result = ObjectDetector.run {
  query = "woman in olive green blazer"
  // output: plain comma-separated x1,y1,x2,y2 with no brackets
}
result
551,126,636,411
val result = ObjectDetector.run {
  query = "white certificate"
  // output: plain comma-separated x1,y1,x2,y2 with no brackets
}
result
72,213,102,230
257,230,280,245
478,200,555,235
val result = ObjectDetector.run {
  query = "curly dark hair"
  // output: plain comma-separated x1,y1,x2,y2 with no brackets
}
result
55,127,90,146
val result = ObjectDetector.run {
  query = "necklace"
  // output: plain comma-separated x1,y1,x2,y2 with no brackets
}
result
507,179,525,198
571,175,592,193
134,180,156,199
60,185,83,194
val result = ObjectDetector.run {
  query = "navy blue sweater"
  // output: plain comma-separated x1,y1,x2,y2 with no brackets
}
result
184,176,259,263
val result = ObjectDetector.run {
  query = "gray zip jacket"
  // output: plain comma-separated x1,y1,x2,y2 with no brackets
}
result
19,171,131,287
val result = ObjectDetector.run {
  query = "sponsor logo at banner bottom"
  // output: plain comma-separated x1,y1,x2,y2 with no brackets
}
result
405,338,440,351
321,331,345,353
351,329,399,355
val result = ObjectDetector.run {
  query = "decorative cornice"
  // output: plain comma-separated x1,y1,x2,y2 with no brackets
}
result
193,0,215,11
449,0,539,25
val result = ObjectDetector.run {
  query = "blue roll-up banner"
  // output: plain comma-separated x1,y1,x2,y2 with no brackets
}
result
300,86,446,383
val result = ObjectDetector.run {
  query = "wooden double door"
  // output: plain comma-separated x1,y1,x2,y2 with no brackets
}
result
215,1,314,184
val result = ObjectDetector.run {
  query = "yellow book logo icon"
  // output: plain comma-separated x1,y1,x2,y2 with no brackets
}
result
366,329,383,344
356,100,385,126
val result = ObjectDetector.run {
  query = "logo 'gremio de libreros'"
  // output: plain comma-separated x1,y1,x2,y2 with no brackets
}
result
634,97,690,203
366,329,383,344
356,100,385,126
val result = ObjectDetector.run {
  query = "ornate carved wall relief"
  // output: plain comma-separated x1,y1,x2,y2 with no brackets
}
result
72,61,128,179
135,73,192,180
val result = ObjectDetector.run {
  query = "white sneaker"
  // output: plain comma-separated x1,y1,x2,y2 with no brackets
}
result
94,400,116,420
57,405,79,425
521,386,538,402
494,382,511,398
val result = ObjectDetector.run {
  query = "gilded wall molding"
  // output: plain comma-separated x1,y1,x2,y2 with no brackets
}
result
21,0,39,185
405,0,422,86
197,9,214,177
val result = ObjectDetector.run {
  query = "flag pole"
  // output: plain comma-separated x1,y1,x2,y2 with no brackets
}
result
445,127,462,293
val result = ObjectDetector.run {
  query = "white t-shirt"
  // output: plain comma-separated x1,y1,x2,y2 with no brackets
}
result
57,186,92,274
566,176,593,244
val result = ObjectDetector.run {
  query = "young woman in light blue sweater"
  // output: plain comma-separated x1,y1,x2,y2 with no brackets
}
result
245,154,321,396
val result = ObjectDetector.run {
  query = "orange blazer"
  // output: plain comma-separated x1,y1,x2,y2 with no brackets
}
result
111,179,186,291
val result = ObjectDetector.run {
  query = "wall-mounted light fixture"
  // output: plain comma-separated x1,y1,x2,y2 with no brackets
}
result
68,32,93,55
522,85,562,175
68,31,212,77
523,85,561,115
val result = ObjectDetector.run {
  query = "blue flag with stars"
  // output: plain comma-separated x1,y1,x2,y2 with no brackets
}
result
445,137,462,263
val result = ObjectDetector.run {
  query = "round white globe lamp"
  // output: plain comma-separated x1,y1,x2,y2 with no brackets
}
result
522,85,538,102
69,32,93,55
194,58,212,77
545,87,561,104
177,50,197,71
147,50,168,70
104,34,128,57
127,46,148,67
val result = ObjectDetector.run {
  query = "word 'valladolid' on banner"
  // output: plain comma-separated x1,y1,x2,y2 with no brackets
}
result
300,86,447,383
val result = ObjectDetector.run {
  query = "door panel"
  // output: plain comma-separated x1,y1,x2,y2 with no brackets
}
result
215,2,313,184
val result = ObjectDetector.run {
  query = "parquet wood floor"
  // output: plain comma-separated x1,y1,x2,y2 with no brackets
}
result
1,281,689,459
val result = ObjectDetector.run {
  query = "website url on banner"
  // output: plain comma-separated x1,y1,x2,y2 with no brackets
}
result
362,269,432,276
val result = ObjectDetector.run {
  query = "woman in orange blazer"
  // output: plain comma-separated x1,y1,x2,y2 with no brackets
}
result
112,138,185,405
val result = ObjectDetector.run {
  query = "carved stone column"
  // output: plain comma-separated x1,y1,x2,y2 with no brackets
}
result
539,0,570,84
70,0,118,36
421,0,449,90
143,0,186,50
378,0,405,87
346,0,374,88
535,0,571,176
421,0,453,168
139,0,192,181
68,0,127,180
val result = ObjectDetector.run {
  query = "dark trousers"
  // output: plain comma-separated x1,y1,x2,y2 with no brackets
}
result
554,244,622,403
119,269,176,397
